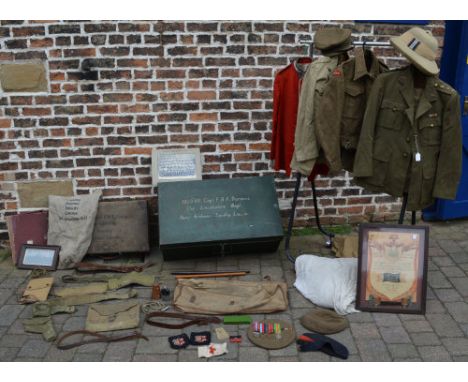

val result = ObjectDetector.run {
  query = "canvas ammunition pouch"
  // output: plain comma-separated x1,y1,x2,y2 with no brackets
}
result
107,272,154,290
61,274,109,283
173,279,289,314
48,289,137,307
23,317,56,342
20,277,53,304
85,301,140,332
62,272,155,289
32,302,75,317
52,283,109,297
75,262,153,273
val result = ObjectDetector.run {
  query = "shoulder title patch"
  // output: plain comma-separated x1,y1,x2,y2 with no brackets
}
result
332,69,342,77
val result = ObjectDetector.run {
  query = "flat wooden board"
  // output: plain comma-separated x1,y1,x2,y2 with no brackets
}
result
17,181,74,208
87,200,149,254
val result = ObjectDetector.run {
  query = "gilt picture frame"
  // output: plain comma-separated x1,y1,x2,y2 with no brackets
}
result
356,224,429,315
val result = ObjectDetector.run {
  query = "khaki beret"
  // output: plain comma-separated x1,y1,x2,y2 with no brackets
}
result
300,308,349,334
314,28,353,55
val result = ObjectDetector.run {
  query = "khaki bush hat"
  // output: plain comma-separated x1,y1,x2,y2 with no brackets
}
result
247,319,296,349
390,27,439,76
314,28,353,56
300,308,349,334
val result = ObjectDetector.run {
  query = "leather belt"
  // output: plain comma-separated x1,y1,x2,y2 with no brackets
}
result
56,330,148,350
75,262,153,273
145,312,221,329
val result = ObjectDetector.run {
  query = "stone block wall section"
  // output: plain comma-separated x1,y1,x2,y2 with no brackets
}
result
0,20,446,243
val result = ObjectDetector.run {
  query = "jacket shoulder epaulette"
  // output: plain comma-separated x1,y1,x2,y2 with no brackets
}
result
435,79,457,95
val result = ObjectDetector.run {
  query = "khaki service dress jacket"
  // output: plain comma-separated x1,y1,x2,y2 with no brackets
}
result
290,56,340,176
315,48,388,174
353,66,462,211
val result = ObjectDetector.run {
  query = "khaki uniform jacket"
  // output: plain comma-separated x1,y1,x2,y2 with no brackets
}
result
353,66,462,211
315,48,388,174
291,56,339,175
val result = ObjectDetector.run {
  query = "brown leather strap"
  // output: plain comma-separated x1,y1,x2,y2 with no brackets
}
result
75,262,154,273
56,330,148,350
145,311,221,329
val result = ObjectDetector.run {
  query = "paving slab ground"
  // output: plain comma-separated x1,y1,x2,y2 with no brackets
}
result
1,220,467,362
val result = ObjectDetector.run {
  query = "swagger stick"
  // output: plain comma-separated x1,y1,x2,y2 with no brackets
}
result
175,272,248,280
171,270,250,276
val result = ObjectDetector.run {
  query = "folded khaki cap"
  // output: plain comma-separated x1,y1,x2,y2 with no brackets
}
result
314,28,353,55
300,308,349,334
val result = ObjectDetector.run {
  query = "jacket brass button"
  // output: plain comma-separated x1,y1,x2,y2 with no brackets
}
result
430,123,434,127
403,152,408,158
406,137,410,142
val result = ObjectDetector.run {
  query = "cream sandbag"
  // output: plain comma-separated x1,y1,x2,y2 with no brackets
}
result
174,279,288,314
85,300,140,332
48,191,102,269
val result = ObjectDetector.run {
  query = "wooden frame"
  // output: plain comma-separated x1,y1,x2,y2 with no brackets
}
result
356,224,429,314
17,244,60,271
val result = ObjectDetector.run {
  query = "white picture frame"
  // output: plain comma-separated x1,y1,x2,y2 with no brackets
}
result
151,148,202,186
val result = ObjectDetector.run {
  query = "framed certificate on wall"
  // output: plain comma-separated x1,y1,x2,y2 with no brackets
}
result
356,224,429,315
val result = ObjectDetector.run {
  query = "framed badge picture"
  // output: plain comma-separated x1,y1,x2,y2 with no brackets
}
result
17,244,60,271
151,148,202,186
356,224,429,315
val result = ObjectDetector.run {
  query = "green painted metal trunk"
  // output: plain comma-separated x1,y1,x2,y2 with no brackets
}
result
158,175,284,260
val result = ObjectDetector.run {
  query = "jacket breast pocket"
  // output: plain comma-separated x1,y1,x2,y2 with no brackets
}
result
367,138,392,186
377,100,405,131
419,114,442,146
343,84,365,117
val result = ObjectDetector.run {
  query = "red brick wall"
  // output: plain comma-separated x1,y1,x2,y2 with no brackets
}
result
0,20,445,244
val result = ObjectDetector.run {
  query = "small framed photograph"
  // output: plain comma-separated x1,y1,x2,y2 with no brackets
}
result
151,148,202,186
17,244,60,271
356,224,429,315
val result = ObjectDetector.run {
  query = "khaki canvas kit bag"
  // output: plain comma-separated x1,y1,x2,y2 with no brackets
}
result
174,279,289,314
85,301,140,332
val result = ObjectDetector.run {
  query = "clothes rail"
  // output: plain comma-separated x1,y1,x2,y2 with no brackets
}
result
284,38,420,264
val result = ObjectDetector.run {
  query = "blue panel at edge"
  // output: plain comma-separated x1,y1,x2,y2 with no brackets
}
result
423,21,468,221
